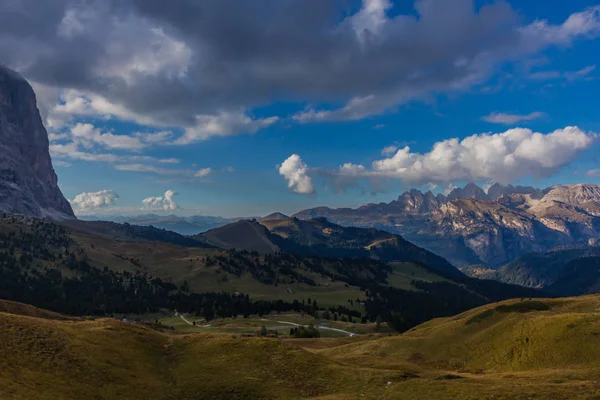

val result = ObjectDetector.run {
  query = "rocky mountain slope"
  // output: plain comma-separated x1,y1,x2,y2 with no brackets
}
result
0,66,74,219
295,183,600,267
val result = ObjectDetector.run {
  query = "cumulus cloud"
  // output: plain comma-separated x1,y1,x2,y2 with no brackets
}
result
195,168,212,178
286,126,598,193
482,111,546,124
142,190,179,211
70,190,119,211
69,123,146,151
2,0,599,131
369,126,597,184
278,154,315,194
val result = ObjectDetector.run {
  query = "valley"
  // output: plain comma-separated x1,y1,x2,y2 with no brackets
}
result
2,295,600,399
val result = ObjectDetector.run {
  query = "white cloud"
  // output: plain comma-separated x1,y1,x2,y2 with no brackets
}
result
565,65,596,81
425,182,438,191
482,111,546,124
292,5,600,123
278,154,315,194
70,123,146,151
50,141,179,164
114,164,186,176
351,0,392,43
370,126,597,184
142,190,178,211
292,95,386,123
70,190,119,211
290,126,598,192
443,184,458,196
176,111,279,144
195,168,212,178
381,145,398,156
519,6,600,47
587,169,600,177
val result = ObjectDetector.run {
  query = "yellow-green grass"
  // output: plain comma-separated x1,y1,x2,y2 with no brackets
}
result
323,296,600,374
4,297,600,400
70,229,366,308
0,309,397,400
159,313,384,336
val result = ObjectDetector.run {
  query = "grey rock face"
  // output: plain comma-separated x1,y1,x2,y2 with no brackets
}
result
295,182,600,267
0,65,74,219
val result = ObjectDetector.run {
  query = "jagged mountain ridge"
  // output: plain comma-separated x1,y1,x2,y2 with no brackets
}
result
294,183,600,267
0,65,74,219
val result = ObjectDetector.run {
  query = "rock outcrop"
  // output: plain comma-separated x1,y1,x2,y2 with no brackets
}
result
294,183,600,267
0,66,74,219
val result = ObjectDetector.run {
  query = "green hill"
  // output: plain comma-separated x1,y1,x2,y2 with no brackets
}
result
2,296,600,400
1,214,544,332
196,219,280,253
264,217,460,277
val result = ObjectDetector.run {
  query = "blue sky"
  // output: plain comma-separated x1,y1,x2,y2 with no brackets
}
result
2,0,600,217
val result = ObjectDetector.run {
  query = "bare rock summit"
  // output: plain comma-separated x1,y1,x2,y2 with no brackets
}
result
0,65,74,219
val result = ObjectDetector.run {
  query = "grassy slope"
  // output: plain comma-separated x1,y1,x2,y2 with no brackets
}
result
496,247,600,288
70,226,366,308
323,296,600,372
0,306,393,400
3,296,600,399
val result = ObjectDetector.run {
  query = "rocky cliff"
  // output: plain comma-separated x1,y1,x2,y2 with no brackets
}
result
294,183,600,267
0,66,74,219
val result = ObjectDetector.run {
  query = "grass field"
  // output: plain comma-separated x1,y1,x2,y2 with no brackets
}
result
2,296,600,399
69,228,367,309
155,312,390,336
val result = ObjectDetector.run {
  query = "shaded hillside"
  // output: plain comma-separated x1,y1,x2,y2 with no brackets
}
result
259,212,290,221
198,217,460,277
547,257,600,296
196,219,280,253
493,246,600,289
61,219,210,248
2,297,600,400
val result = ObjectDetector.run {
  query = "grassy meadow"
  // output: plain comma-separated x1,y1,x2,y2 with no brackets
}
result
2,295,600,399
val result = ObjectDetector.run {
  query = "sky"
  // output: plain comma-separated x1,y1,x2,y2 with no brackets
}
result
1,0,600,217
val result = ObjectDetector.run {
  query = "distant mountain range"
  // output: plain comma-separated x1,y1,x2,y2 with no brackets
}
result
79,213,244,236
294,183,600,267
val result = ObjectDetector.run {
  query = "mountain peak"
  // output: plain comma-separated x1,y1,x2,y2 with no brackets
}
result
543,184,600,205
259,212,290,221
0,66,74,219
447,183,489,201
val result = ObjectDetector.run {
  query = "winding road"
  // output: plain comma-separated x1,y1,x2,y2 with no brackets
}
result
174,312,357,336
268,320,357,336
